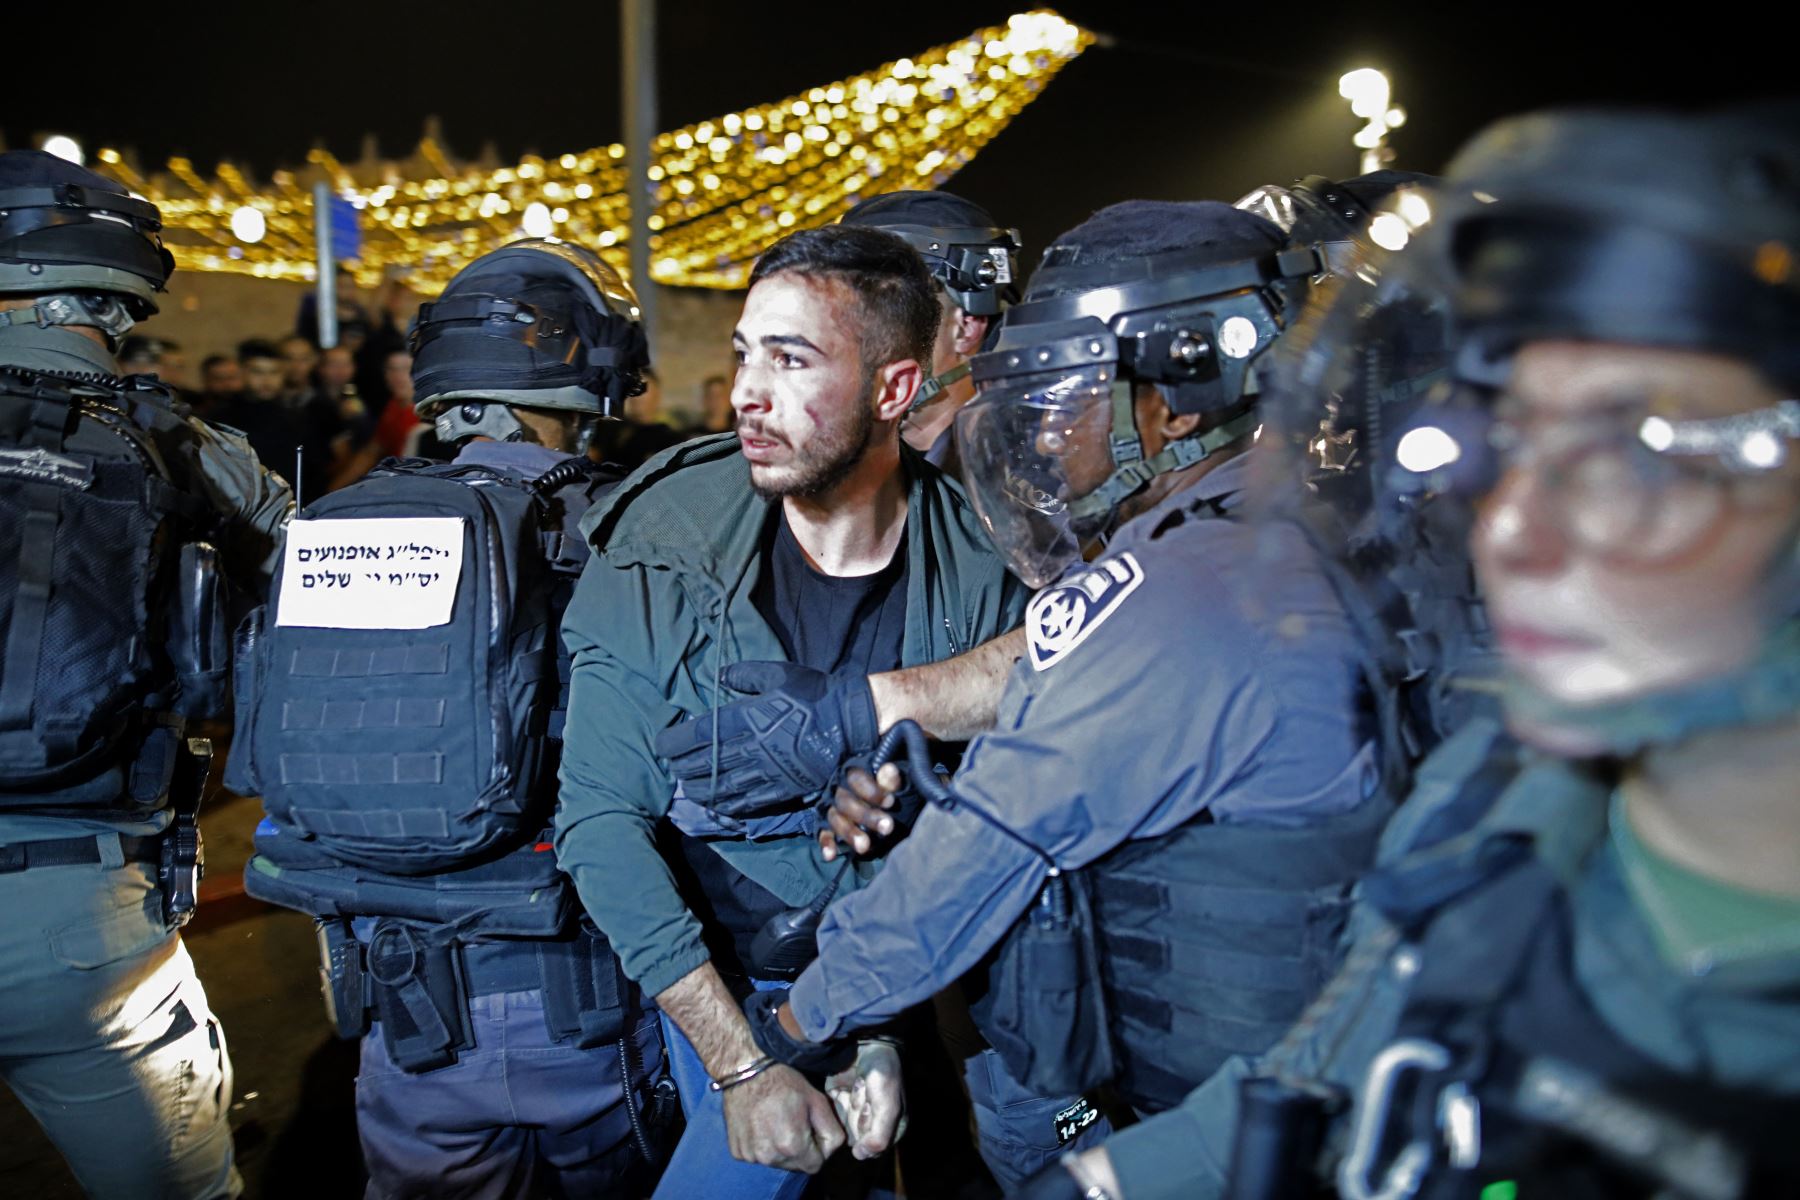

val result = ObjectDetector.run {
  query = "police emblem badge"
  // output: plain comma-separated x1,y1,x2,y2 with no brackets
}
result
1026,551,1145,671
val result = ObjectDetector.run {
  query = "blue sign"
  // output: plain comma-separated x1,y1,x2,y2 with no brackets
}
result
328,196,361,261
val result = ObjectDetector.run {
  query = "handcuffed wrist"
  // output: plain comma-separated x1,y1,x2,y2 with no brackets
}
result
708,1055,778,1092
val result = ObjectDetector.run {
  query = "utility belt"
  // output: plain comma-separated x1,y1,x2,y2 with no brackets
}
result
0,733,211,930
315,915,642,1073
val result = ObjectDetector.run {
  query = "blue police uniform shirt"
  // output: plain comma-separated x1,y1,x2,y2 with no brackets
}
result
787,449,1380,1041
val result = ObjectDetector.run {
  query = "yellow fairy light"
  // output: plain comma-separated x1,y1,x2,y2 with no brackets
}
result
90,9,1090,292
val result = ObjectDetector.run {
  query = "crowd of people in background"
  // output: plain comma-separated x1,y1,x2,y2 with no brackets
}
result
117,274,745,509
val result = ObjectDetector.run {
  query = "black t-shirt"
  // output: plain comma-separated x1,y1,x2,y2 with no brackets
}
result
677,506,909,979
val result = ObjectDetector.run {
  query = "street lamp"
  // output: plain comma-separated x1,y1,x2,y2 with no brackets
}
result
1339,69,1405,174
230,205,267,244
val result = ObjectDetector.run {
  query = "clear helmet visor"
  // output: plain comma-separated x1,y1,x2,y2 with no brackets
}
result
956,367,1121,588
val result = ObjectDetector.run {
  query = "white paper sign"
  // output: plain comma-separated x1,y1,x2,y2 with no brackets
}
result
276,517,466,629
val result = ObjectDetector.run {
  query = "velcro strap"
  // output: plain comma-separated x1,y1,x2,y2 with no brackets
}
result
462,940,545,997
0,494,63,730
366,919,469,1073
0,834,162,873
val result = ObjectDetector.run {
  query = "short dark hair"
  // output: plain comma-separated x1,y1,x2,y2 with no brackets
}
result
748,225,939,371
237,338,281,364
201,353,233,373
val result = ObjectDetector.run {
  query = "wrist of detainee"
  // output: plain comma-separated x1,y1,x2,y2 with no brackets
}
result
742,987,856,1074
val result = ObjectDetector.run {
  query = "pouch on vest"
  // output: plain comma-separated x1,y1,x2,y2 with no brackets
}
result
967,872,1118,1098
538,920,635,1049
243,815,575,938
366,917,473,1072
166,540,230,720
0,369,207,794
234,462,564,873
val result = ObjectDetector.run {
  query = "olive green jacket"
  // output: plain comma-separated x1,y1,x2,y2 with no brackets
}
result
556,432,1029,998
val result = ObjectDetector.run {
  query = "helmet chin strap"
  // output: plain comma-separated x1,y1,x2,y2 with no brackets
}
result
0,293,135,350
1502,619,1800,756
908,361,970,414
1067,380,1260,523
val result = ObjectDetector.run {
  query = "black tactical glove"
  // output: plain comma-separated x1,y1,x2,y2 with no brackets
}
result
655,661,879,817
741,987,857,1075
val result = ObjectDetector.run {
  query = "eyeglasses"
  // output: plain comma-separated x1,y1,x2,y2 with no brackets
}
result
1480,397,1799,566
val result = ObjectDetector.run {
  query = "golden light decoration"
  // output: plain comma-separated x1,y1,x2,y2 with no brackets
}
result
91,11,1090,294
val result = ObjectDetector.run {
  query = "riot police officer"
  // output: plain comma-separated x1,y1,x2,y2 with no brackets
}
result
1070,105,1800,1200
235,239,669,1198
0,149,292,1198
709,199,1390,1184
839,189,1022,477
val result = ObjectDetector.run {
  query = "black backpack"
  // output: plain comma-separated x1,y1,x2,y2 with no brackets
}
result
226,457,605,874
0,367,226,796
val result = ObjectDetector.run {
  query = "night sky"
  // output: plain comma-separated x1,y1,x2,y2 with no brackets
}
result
7,2,1793,264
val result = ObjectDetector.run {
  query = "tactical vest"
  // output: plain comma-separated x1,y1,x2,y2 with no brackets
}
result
0,366,228,801
971,799,1389,1115
1336,837,1800,1200
971,490,1399,1114
234,456,640,1072
1097,800,1391,1113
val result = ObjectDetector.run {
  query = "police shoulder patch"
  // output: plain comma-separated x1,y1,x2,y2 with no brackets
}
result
1027,550,1146,672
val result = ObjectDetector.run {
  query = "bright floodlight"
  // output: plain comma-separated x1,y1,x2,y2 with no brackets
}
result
1637,415,1675,452
41,134,84,165
522,202,555,238
1396,425,1462,474
1338,69,1390,120
230,205,267,244
1739,429,1784,469
1368,212,1410,252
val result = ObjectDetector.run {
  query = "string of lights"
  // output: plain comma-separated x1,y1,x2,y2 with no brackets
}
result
92,10,1090,293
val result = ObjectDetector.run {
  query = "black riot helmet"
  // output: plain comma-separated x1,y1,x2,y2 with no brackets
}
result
957,200,1319,585
1437,106,1800,394
409,238,650,444
840,190,1022,316
1236,170,1437,277
0,150,176,344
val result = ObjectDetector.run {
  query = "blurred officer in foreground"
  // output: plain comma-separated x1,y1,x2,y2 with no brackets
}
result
0,149,292,1198
840,189,1022,478
713,200,1390,1188
1068,106,1800,1200
235,239,669,1198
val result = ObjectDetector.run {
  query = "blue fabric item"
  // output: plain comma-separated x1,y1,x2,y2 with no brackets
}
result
787,452,1379,1042
963,1047,1111,1190
357,991,663,1200
653,977,811,1200
1028,201,1285,300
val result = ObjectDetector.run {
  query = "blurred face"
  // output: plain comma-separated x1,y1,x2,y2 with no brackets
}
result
384,351,414,403
241,355,285,402
732,272,882,499
626,374,662,422
319,346,355,390
203,358,242,396
158,349,192,392
280,337,318,388
703,378,732,426
1474,340,1800,713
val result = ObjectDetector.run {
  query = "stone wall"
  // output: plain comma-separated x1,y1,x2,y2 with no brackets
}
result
141,271,743,423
